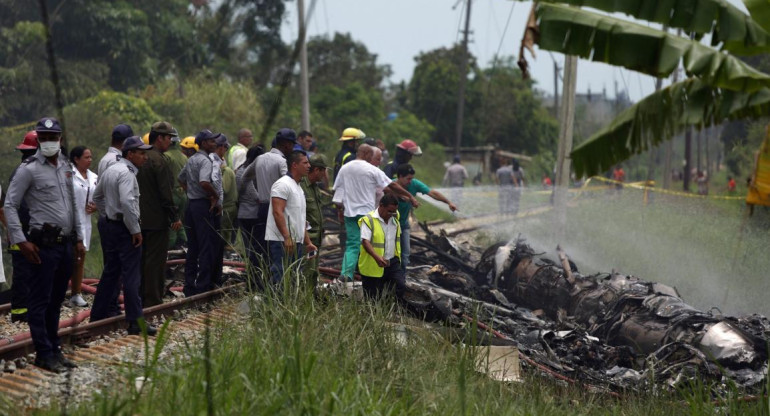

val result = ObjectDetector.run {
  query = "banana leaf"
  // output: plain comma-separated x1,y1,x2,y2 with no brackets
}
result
570,79,770,177
742,0,770,33
535,0,770,55
537,4,770,92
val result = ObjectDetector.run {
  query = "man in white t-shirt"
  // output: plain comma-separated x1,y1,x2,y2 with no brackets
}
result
265,150,317,286
332,144,417,281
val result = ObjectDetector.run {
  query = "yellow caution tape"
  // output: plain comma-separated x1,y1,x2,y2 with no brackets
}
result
582,176,745,200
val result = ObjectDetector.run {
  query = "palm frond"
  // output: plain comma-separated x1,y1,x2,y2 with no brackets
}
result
537,4,770,92
570,79,770,177
536,0,770,55
742,0,770,33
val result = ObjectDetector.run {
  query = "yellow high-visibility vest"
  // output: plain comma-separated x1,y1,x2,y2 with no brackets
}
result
357,210,401,277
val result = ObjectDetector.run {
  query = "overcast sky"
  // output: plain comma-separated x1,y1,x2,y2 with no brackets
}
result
281,0,749,102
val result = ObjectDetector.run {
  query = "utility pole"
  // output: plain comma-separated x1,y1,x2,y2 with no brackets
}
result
645,76,664,187
684,127,692,191
553,55,577,241
553,60,560,117
454,0,472,155
298,0,311,131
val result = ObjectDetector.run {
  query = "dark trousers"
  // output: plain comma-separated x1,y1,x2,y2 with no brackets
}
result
254,203,269,262
10,250,32,314
301,234,322,289
91,220,143,322
211,222,224,288
361,258,405,300
26,242,73,357
267,240,303,286
183,199,221,296
141,228,169,307
95,216,124,318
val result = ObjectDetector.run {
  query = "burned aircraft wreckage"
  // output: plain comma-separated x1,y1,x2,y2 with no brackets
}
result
390,231,770,392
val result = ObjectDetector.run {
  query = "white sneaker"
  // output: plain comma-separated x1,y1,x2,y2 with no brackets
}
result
70,294,88,307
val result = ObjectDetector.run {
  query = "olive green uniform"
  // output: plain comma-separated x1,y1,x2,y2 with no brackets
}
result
300,177,325,288
165,144,188,248
221,165,238,247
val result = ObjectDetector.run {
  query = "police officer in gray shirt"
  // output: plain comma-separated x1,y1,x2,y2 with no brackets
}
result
95,123,133,318
178,129,222,296
240,128,296,270
4,117,85,373
91,136,157,336
97,124,133,176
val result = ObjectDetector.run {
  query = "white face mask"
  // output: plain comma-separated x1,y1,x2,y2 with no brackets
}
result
39,141,60,157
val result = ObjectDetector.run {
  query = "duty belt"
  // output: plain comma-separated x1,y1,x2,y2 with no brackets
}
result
107,213,124,222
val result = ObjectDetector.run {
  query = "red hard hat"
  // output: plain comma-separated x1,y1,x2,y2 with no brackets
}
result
17,131,38,150
397,139,422,156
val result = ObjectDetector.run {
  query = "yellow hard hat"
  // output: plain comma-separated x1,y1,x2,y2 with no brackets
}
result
180,136,199,151
338,127,365,141
142,132,150,145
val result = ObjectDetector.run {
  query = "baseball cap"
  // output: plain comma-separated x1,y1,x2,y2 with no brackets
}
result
195,129,221,145
309,154,330,170
215,134,229,148
275,128,298,144
35,117,62,133
123,136,152,151
112,124,134,141
151,121,177,136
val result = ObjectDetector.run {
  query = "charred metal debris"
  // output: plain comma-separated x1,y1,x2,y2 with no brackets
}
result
391,230,769,393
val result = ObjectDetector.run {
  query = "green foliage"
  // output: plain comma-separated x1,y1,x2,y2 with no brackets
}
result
537,4,770,91
141,76,265,140
571,78,770,177
538,0,770,55
197,0,288,86
64,91,160,150
473,57,559,155
311,82,384,135
724,119,769,177
407,45,480,147
306,32,393,92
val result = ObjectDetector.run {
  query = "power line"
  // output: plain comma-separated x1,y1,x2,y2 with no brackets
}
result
494,0,516,62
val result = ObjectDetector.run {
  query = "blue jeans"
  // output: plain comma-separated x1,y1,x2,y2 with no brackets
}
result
268,240,303,285
340,215,364,280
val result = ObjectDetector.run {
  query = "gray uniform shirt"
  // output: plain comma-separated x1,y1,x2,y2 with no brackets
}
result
4,150,84,245
209,153,224,208
496,166,515,186
93,159,142,235
250,148,288,203
236,162,259,219
178,150,215,200
443,163,469,187
97,147,121,176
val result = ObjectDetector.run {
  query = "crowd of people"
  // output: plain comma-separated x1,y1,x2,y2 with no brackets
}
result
0,117,459,373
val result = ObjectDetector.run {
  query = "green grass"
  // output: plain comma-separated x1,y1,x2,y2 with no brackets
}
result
19,290,752,415
23,288,769,415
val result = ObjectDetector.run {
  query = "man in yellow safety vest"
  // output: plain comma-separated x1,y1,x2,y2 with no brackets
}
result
357,194,404,299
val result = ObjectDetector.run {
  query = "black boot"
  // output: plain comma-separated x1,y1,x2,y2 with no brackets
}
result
54,353,78,368
127,320,158,336
34,355,66,373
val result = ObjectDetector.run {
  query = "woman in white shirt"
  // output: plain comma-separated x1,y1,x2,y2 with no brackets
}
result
70,146,98,307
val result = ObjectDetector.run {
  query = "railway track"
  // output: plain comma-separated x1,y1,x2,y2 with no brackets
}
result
0,284,243,411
